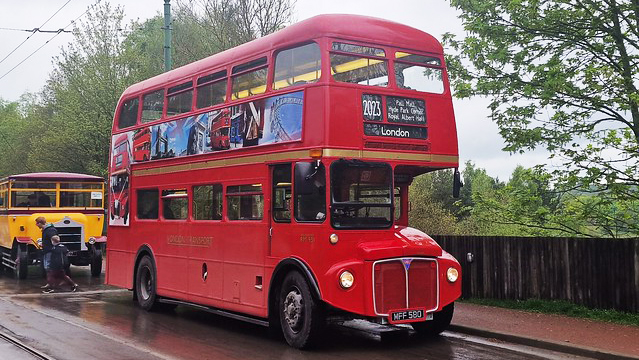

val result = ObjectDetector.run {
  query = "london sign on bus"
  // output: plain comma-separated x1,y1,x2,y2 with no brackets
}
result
106,14,462,349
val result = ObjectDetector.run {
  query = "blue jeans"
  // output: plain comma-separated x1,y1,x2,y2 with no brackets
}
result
42,252,51,270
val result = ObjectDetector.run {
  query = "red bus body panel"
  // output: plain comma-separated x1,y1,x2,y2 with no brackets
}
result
107,14,460,322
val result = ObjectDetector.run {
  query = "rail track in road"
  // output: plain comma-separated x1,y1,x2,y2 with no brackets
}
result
0,329,54,360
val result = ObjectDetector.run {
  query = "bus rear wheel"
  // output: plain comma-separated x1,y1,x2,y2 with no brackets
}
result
14,246,28,280
411,303,454,336
135,256,159,311
278,271,324,349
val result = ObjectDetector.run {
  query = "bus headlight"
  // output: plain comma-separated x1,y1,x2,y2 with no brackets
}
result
446,267,459,283
339,271,354,289
89,237,96,245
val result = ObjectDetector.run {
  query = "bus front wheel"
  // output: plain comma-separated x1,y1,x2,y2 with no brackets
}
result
90,248,102,277
135,256,159,311
411,303,454,336
278,271,324,349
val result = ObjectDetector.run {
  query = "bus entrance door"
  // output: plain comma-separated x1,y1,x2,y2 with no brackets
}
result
270,164,294,257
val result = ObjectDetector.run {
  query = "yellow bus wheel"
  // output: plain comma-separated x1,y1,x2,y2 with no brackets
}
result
14,246,28,280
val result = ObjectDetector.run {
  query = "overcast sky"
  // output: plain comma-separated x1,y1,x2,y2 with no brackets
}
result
0,0,552,181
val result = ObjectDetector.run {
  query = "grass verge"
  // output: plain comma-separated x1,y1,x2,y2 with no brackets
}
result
462,298,639,327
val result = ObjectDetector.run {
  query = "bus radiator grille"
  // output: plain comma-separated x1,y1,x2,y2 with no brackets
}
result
373,258,438,315
56,227,83,252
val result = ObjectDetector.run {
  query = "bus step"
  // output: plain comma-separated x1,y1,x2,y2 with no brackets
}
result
1,253,16,270
158,298,269,327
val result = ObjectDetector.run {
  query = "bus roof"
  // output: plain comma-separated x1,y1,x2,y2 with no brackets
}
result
2,172,104,182
120,14,443,98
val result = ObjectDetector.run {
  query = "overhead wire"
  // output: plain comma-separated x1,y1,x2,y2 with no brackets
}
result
0,0,72,66
0,0,100,82
0,27,72,33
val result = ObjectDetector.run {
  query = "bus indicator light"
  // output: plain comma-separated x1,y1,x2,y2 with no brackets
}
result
309,148,323,159
329,233,339,245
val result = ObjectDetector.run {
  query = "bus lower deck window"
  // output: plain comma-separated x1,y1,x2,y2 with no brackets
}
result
227,184,263,220
193,184,223,220
137,189,159,219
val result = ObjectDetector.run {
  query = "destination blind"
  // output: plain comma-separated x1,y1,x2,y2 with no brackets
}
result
362,94,427,139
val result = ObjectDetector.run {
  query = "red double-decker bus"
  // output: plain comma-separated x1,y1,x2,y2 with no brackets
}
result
209,108,231,150
110,133,131,224
132,127,151,162
107,14,462,349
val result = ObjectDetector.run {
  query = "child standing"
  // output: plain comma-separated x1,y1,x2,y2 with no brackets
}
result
42,235,78,293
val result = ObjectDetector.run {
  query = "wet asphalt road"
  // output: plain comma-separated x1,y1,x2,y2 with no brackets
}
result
0,265,588,360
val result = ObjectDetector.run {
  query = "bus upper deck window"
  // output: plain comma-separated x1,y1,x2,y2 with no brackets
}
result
394,52,444,94
167,81,193,117
118,98,139,129
273,43,321,90
331,42,388,87
142,89,165,123
196,70,227,109
231,57,267,100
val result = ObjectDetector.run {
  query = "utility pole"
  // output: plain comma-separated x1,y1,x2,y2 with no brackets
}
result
163,0,172,72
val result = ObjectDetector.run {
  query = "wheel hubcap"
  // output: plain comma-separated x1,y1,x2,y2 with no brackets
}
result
283,287,304,333
140,267,151,300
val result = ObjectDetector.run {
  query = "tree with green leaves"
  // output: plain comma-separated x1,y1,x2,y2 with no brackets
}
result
408,173,460,235
31,2,135,177
174,0,295,64
15,0,295,178
444,0,639,236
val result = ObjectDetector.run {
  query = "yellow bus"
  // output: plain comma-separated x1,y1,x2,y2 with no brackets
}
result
0,172,106,279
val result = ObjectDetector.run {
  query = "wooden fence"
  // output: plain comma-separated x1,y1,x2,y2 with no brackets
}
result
435,236,639,313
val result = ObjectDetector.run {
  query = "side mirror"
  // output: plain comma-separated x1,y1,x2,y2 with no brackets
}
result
295,162,315,195
453,168,463,198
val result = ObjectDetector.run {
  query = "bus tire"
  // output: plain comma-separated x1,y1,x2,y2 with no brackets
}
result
15,246,28,280
135,256,159,311
90,249,102,277
412,303,454,336
278,271,325,349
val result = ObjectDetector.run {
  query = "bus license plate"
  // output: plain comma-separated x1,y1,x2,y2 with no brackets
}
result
388,308,429,324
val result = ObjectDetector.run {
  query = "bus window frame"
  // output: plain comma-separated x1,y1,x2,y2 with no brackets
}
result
196,69,229,110
393,51,446,94
226,183,265,221
117,96,141,130
166,81,195,119
8,181,105,209
192,183,224,221
329,40,390,88
161,188,189,221
230,56,269,101
141,88,166,124
136,188,160,221
272,41,322,91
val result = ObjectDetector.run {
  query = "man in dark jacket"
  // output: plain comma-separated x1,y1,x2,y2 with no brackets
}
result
36,216,57,289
